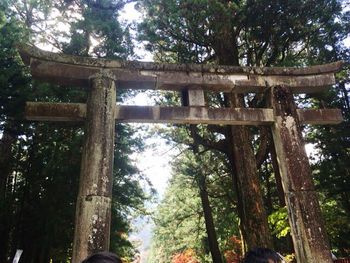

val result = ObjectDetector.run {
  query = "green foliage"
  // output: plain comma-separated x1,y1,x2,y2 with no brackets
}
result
319,196,350,255
148,172,206,263
0,1,151,262
138,0,347,66
0,11,30,123
63,0,134,58
268,207,290,239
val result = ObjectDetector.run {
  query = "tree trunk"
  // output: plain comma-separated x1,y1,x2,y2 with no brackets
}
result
227,94,273,252
213,30,273,250
0,121,16,262
270,144,286,207
264,167,273,214
197,174,223,263
0,121,16,198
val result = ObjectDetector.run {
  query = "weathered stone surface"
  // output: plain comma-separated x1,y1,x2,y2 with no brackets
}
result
234,73,336,93
27,57,250,91
25,102,86,122
25,102,343,125
72,74,116,263
19,45,342,93
187,89,205,106
19,45,343,76
297,109,343,125
25,102,275,125
117,106,275,125
73,196,111,261
271,86,332,263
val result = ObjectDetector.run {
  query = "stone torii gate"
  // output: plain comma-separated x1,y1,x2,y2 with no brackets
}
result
19,45,343,263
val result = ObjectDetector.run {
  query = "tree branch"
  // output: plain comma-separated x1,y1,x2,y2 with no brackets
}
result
189,126,228,154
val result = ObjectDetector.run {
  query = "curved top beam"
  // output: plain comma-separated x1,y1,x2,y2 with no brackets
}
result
18,45,343,93
20,45,343,75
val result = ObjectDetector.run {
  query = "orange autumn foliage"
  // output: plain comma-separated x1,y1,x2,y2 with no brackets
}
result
224,236,243,263
225,250,241,263
171,249,200,263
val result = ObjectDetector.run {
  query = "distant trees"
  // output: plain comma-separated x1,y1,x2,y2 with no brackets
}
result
147,144,240,263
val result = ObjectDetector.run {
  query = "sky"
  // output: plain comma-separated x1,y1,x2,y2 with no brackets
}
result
124,92,179,263
125,93,176,197
120,3,153,62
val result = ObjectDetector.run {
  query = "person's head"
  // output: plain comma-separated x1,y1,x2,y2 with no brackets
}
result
242,248,283,263
81,251,122,263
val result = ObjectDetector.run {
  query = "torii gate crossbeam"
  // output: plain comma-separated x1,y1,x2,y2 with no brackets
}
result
19,45,343,263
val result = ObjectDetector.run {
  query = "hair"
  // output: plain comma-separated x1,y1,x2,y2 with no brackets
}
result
242,248,282,263
81,251,122,263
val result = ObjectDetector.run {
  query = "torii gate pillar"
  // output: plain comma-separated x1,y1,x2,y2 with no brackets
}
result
271,86,332,262
72,72,116,263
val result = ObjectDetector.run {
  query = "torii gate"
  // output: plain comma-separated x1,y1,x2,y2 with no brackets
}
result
19,45,343,263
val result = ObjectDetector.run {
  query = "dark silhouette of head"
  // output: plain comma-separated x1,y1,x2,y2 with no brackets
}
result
242,248,283,263
81,251,122,263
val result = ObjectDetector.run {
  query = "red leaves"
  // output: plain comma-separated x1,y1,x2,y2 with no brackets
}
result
171,249,199,263
224,236,242,263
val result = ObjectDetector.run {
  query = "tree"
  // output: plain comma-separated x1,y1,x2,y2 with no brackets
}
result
0,1,152,261
138,0,349,255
